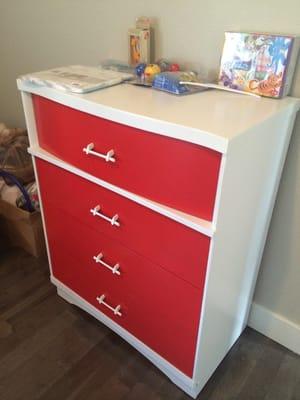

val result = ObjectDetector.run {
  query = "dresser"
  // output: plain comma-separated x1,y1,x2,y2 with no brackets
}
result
17,78,300,398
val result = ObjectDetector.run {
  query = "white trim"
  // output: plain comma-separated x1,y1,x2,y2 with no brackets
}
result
20,92,54,276
20,91,39,147
248,302,300,355
192,152,228,386
51,276,198,397
29,146,215,237
32,157,53,275
192,234,217,387
212,153,227,229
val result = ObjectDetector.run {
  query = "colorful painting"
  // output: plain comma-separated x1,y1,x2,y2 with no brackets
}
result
218,32,294,98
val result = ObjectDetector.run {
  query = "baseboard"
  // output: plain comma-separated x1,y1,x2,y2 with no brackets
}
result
248,302,300,355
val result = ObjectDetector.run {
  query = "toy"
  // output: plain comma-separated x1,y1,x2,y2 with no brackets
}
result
128,17,151,66
144,64,161,83
135,63,147,77
169,63,180,72
152,71,204,95
156,59,171,72
156,59,180,72
130,36,141,65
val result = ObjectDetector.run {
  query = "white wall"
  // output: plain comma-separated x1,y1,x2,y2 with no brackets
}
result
1,0,300,340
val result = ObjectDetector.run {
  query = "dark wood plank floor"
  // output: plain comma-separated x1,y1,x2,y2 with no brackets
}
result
0,245,299,400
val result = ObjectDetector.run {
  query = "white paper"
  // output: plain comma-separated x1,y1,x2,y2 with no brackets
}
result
20,65,134,93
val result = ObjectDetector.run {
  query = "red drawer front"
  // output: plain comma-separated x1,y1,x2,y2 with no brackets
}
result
36,158,210,289
33,95,221,221
43,203,202,377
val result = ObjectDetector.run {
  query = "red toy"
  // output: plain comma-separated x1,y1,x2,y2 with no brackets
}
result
169,63,180,72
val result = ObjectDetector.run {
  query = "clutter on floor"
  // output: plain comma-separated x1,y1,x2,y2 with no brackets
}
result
0,123,45,257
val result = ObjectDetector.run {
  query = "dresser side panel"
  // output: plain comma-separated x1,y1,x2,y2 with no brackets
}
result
20,92,54,277
193,106,298,390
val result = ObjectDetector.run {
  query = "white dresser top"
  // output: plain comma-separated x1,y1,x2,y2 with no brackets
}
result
18,80,300,153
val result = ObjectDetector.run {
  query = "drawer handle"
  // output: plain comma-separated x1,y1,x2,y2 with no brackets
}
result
93,253,121,275
90,205,120,227
96,294,122,316
83,143,116,163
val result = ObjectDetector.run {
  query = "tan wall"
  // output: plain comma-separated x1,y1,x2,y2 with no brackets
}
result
1,0,300,324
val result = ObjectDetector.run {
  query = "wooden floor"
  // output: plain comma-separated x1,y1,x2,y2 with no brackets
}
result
0,246,299,400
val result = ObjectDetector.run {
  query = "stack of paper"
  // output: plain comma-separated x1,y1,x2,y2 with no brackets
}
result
19,65,134,93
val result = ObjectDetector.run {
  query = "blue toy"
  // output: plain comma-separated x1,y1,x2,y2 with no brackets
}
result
135,63,147,77
152,72,203,95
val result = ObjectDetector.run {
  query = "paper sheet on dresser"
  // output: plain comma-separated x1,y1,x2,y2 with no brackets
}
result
19,65,133,93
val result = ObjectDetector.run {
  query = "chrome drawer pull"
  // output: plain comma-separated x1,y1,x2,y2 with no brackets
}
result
96,294,122,316
93,253,121,275
83,143,116,163
90,205,120,227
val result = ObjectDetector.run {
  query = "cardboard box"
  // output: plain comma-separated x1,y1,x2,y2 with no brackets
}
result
0,199,46,258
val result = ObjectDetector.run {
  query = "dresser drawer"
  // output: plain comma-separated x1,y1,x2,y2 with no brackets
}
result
44,203,202,377
32,95,222,221
36,158,211,289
